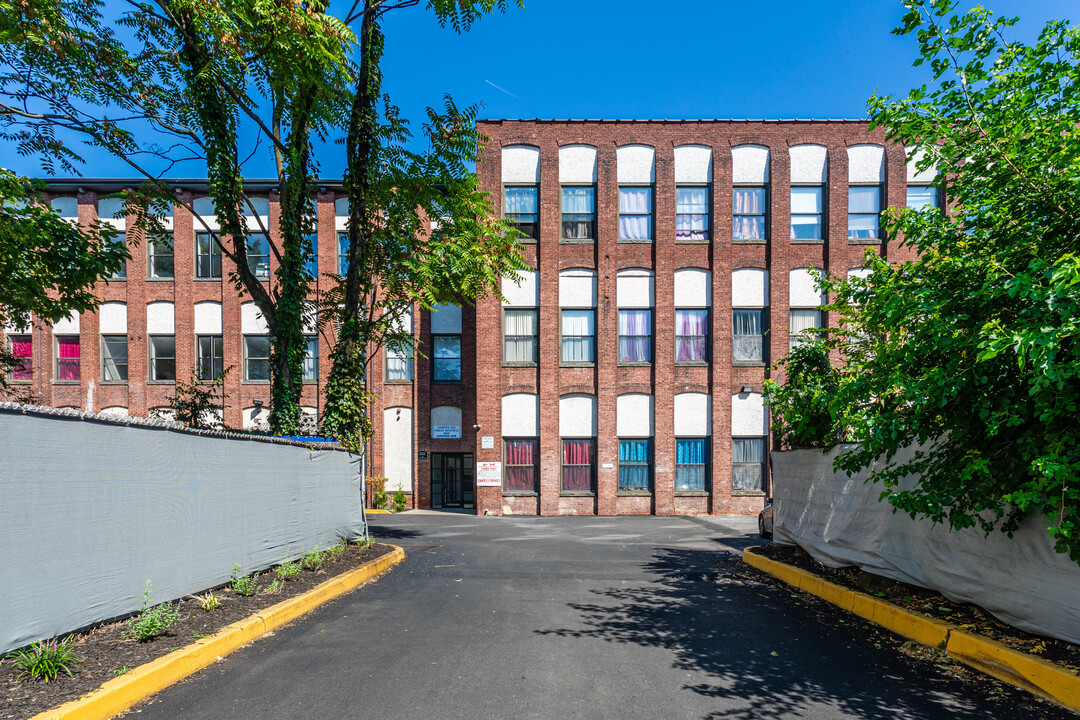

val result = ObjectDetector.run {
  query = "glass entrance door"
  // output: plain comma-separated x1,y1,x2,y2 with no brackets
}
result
431,453,475,509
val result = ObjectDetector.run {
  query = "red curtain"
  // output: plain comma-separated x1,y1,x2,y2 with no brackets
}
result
504,439,537,492
562,439,594,492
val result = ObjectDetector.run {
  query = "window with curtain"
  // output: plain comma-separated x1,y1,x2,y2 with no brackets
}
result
733,187,766,240
243,335,270,381
848,186,881,239
504,186,538,240
561,310,595,363
733,437,766,492
907,185,940,211
733,309,765,363
303,336,318,381
618,309,652,363
7,335,31,381
561,186,595,241
247,233,270,279
55,336,80,381
790,309,822,349
618,438,652,491
197,335,223,381
433,335,462,382
676,438,708,491
101,335,127,382
304,234,318,278
338,232,349,276
618,187,652,241
110,233,127,280
562,438,595,492
504,438,538,493
148,233,174,278
675,309,708,363
195,232,222,279
149,335,176,381
676,187,709,241
503,309,538,363
790,186,823,240
386,340,413,382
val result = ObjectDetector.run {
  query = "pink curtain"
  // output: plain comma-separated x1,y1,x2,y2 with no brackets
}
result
11,337,32,380
562,439,594,492
56,336,80,381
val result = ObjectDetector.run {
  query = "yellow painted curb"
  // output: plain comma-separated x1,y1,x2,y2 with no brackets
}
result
365,509,390,514
947,630,1080,710
31,545,406,720
743,548,1080,714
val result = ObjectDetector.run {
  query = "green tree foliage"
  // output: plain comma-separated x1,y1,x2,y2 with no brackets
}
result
321,0,527,451
763,341,847,450
0,0,352,434
153,364,232,430
0,170,128,388
818,0,1080,561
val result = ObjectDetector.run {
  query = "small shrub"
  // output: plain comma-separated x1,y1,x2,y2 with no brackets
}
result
7,635,81,682
266,578,284,594
368,477,388,510
392,489,407,513
276,561,301,581
301,548,325,572
354,537,373,551
230,565,258,597
128,581,180,642
113,666,132,677
324,541,347,561
195,591,222,612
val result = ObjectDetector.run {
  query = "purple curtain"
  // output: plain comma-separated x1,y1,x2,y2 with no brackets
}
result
676,310,708,362
618,310,651,362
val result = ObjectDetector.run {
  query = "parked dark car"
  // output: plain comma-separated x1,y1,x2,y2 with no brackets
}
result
758,497,773,539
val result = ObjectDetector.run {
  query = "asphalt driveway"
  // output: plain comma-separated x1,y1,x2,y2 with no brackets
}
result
133,511,1072,720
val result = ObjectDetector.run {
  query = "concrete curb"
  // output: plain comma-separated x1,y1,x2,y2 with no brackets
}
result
31,545,406,720
743,548,1080,712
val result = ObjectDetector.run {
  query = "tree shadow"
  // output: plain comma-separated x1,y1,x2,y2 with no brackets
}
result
368,526,423,540
538,547,1066,720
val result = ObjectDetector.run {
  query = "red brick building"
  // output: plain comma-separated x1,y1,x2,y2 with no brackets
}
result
4,120,937,517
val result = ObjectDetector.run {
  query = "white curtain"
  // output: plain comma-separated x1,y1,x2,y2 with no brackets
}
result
790,186,822,213
562,187,594,213
619,188,652,240
676,187,708,213
504,186,537,214
504,309,537,362
733,309,763,335
561,310,594,362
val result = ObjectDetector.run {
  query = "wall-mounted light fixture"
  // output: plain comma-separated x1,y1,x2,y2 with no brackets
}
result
741,386,753,394
253,398,264,407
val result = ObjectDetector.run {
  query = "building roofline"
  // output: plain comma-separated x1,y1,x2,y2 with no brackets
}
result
478,117,871,124
25,178,347,193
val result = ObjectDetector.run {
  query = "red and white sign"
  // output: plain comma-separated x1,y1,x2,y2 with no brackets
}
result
476,461,502,487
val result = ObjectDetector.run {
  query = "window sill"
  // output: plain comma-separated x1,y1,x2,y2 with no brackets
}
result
145,277,176,282
617,490,653,497
146,380,176,385
502,362,538,368
733,239,767,245
302,380,318,385
384,380,413,385
732,361,767,367
732,490,767,497
675,490,710,497
515,239,538,245
7,380,32,385
617,239,653,244
791,239,825,245
674,361,709,367
51,381,81,386
559,239,594,245
241,380,271,385
560,491,595,497
503,491,538,497
848,239,882,245
618,362,652,367
674,239,711,245
194,277,224,282
560,362,595,368
100,381,128,386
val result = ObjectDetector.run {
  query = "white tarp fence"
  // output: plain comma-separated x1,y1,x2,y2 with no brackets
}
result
0,406,365,653
773,444,1080,644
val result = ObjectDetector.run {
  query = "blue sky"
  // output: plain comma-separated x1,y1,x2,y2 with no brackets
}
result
11,0,1080,179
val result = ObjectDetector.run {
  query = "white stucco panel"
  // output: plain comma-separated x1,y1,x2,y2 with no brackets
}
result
52,311,80,334
302,302,318,335
502,146,541,183
240,302,268,335
193,302,222,335
617,393,654,437
4,313,30,333
559,269,597,308
559,145,598,183
559,394,597,437
848,144,886,183
674,393,711,436
97,197,126,228
789,144,828,184
98,406,131,418
502,269,539,307
616,145,655,183
789,268,825,307
674,268,711,307
387,305,413,334
732,393,768,436
674,145,712,183
732,145,770,184
502,393,540,437
146,302,175,335
384,407,414,492
243,406,270,429
906,145,939,183
430,303,462,334
50,197,78,218
848,267,872,280
732,268,769,308
99,302,127,334
616,269,654,308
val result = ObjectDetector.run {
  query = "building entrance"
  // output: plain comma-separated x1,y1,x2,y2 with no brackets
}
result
431,453,474,509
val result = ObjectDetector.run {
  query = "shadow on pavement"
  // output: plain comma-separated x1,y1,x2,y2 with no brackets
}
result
538,546,1053,720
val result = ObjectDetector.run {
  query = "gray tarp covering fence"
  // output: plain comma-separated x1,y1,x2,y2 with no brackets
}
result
772,444,1080,645
0,406,365,653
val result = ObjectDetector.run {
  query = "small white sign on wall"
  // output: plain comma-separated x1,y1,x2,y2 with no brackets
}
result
476,461,502,486
481,436,494,449
432,425,461,439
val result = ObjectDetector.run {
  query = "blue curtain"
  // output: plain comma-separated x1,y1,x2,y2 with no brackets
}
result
619,439,651,491
676,438,707,491
676,438,706,464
